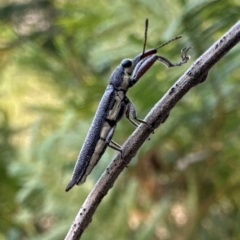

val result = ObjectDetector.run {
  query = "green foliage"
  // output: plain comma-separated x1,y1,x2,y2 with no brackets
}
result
1,0,240,239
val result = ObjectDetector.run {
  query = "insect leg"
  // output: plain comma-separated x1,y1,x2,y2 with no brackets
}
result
125,98,153,131
129,48,190,87
110,140,121,149
105,125,123,158
108,141,123,158
125,100,139,127
156,47,191,68
130,55,158,86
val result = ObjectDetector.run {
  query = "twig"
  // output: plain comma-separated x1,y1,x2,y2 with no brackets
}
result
65,21,240,240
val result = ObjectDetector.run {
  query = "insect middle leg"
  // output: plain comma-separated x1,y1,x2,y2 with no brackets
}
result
125,98,154,132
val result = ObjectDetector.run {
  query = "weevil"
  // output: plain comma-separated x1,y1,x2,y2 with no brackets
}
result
65,19,190,191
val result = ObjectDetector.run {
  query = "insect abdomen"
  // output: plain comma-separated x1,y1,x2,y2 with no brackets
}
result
65,86,116,191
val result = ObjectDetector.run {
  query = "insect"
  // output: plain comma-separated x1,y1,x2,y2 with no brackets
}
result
65,19,190,191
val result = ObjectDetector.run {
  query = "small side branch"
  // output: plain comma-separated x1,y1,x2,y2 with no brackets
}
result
65,21,240,240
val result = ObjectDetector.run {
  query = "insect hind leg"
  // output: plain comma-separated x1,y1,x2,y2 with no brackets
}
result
105,125,123,158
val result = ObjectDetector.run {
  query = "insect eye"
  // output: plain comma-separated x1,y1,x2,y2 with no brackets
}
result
121,59,132,68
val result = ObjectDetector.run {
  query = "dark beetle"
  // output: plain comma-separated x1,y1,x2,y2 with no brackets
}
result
65,19,190,191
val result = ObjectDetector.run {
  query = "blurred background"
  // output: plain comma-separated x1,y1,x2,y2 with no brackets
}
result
1,0,240,239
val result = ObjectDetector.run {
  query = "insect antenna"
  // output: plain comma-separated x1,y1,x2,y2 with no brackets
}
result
141,18,149,55
155,35,182,50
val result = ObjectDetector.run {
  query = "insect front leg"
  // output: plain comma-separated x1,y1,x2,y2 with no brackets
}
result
129,47,191,86
156,47,191,68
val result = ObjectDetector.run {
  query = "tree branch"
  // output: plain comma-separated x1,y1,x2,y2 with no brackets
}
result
65,21,240,240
